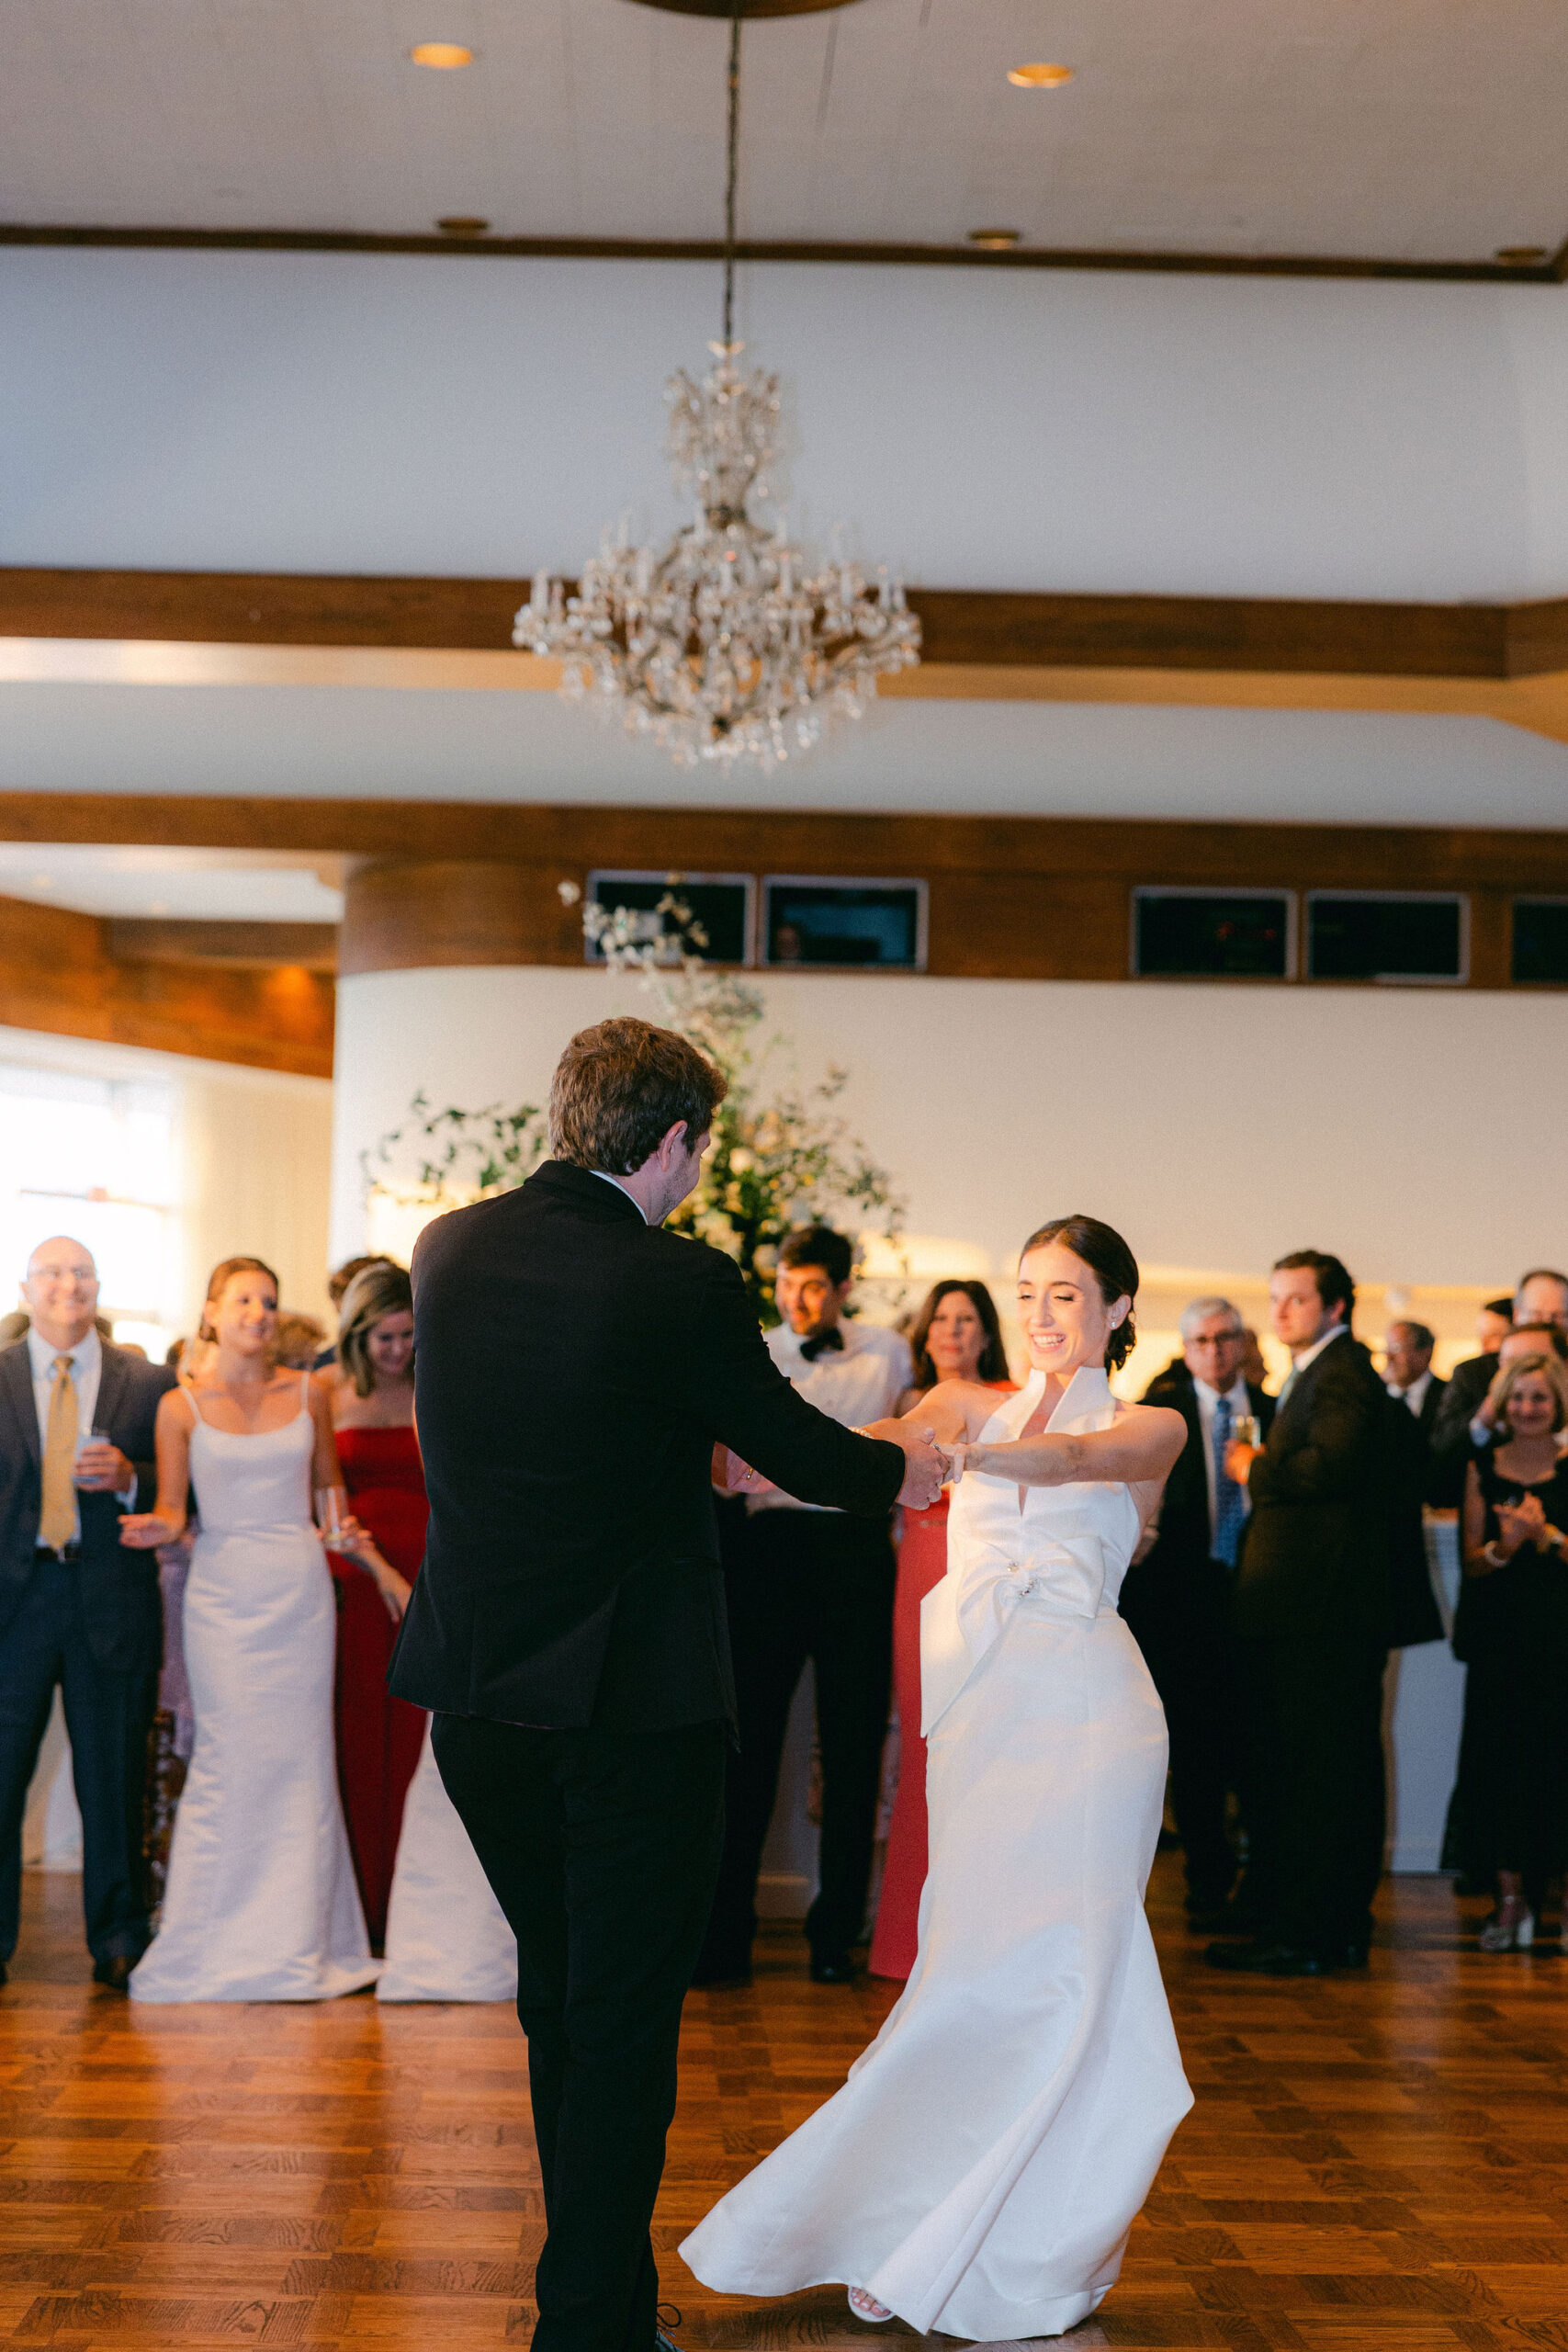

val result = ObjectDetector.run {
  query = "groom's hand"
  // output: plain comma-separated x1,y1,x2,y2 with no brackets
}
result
887,1424,945,1510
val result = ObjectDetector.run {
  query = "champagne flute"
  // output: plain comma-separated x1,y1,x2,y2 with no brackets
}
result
1232,1414,1261,1453
314,1487,344,1542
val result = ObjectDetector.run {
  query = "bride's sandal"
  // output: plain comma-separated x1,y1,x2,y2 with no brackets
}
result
848,2288,894,2323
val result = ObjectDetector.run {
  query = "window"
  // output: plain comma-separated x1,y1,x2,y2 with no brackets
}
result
1306,893,1467,984
0,1064,177,1353
584,872,754,965
762,878,927,970
1133,889,1294,979
1512,899,1568,986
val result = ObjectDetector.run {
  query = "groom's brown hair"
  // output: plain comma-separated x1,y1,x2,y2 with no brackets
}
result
549,1017,728,1175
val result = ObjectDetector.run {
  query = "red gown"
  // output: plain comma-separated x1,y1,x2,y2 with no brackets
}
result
330,1424,428,1949
869,1383,1016,1983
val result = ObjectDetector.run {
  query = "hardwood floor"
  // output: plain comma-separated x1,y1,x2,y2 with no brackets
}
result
1,1862,1563,2349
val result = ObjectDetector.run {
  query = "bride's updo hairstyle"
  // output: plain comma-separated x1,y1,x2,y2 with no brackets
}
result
1020,1216,1139,1373
197,1255,280,1346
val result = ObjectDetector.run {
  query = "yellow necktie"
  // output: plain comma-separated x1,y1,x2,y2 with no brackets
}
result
39,1354,79,1554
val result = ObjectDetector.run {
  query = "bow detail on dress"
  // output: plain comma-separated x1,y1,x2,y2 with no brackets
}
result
919,1366,1122,1736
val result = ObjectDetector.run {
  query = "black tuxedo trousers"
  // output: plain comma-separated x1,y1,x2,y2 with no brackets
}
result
433,1713,727,2352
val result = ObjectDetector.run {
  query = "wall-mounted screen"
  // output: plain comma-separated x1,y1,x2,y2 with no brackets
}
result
1306,893,1466,984
762,877,927,970
1133,889,1293,979
1512,899,1568,986
584,872,754,965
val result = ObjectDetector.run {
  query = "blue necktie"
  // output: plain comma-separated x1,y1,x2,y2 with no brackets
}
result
1212,1394,1247,1568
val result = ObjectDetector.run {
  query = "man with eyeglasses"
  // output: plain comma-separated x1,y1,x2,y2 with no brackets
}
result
0,1238,175,1989
1120,1297,1273,1928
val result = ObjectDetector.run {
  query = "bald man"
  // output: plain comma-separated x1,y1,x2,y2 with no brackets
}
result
0,1239,175,1987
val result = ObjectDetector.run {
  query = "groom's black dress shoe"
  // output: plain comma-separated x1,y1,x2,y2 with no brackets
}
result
92,1954,136,1992
1204,1939,1330,1976
809,1950,857,1984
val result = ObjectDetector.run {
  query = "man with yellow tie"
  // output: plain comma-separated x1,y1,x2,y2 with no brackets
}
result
0,1238,175,1988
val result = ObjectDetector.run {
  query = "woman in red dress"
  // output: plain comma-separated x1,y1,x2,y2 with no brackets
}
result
319,1262,423,1949
868,1279,1014,1981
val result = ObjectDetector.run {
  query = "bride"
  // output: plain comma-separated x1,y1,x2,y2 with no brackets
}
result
120,1255,399,2001
682,1215,1191,2341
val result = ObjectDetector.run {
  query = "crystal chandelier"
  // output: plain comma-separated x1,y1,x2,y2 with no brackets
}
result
513,9,919,770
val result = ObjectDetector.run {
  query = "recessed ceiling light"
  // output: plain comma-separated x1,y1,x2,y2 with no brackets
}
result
411,41,473,68
436,215,491,236
1008,62,1073,87
1495,245,1548,266
968,227,1021,250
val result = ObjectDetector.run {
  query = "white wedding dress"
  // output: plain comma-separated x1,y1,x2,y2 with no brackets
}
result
378,1722,517,2003
130,1381,379,2003
682,1364,1192,2341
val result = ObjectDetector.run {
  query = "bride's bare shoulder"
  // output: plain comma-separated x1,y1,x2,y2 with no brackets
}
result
908,1378,1008,1439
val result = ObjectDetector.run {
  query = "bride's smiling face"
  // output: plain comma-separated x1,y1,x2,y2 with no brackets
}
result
1017,1243,1126,1381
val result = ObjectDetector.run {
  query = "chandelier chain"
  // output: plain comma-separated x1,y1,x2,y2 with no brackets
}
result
723,7,741,351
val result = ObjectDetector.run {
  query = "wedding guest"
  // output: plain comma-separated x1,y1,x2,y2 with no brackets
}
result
1430,1268,1568,1502
1440,1317,1568,1886
868,1280,1013,1981
1457,1351,1568,1951
318,1261,423,1946
695,1225,912,1986
1121,1296,1273,1925
1477,1296,1513,1355
119,1255,399,2000
1210,1250,1393,1976
1384,1319,1446,1442
0,1238,175,1988
272,1311,326,1371
315,1256,400,1367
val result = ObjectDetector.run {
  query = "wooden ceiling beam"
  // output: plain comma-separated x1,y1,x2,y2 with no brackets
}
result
0,222,1562,286
5,568,1568,681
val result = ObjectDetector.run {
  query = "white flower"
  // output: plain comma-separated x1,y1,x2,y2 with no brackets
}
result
558,879,582,906
728,1148,754,1173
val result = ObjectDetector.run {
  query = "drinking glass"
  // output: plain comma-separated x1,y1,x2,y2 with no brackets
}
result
1232,1414,1261,1452
314,1488,343,1539
73,1427,112,1486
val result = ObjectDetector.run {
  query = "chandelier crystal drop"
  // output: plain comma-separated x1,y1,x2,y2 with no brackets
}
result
513,12,919,771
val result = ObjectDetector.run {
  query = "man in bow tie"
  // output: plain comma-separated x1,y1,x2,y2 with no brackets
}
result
694,1225,913,1988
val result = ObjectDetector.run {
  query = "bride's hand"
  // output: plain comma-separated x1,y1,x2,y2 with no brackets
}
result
936,1441,975,1485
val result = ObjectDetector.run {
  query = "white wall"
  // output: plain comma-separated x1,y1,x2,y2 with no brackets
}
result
5,250,1568,601
332,964,1568,1295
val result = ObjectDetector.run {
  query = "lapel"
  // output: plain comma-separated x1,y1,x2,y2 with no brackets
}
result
1274,1331,1344,1434
95,1343,130,1439
0,1343,39,1470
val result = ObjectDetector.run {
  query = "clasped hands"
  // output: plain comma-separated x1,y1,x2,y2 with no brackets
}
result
1494,1493,1566,1557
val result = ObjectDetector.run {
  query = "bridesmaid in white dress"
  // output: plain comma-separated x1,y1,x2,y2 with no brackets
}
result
120,1256,400,2002
683,1216,1191,2341
378,1722,518,2003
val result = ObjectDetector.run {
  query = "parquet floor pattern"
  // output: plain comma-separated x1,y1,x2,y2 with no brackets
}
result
0,1864,1564,2349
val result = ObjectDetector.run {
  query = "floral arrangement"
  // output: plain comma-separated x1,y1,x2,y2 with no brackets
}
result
361,879,905,1322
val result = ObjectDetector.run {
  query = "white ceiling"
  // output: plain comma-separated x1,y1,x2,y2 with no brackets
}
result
0,844,344,922
0,0,1563,266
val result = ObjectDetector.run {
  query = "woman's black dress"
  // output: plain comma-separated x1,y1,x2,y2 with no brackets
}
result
1455,1451,1568,1908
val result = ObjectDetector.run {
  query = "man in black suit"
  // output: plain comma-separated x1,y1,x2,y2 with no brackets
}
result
1121,1296,1273,1922
1428,1269,1568,1503
0,1238,175,1989
390,1017,942,2352
1382,1318,1446,1446
1207,1250,1397,1978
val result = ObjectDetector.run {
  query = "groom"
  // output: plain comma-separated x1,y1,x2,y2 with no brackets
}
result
391,1017,942,2352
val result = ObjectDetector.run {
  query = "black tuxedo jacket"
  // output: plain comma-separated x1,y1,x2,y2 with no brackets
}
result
1119,1374,1274,1641
1233,1331,1431,1649
389,1159,906,1734
0,1340,175,1673
1427,1352,1495,1505
1411,1370,1448,1439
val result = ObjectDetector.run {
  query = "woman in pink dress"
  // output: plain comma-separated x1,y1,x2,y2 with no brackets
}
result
317,1263,421,1948
869,1279,1014,1981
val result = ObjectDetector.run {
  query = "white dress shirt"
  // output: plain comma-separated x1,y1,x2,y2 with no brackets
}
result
1286,1323,1348,1383
1388,1368,1432,1419
750,1318,914,1513
26,1325,130,1546
1191,1374,1254,1546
